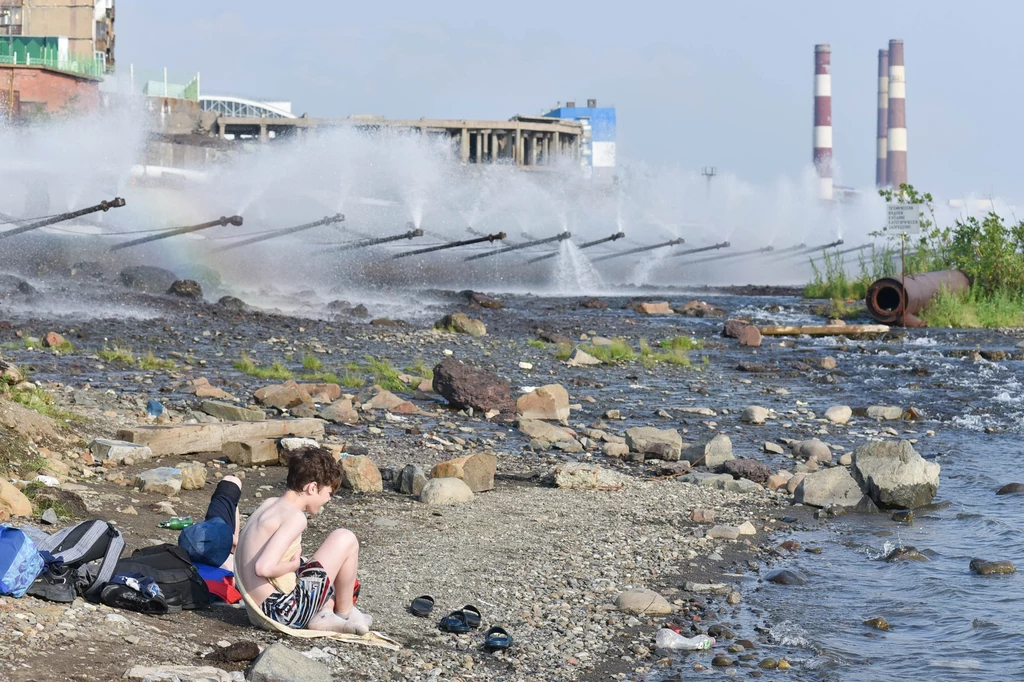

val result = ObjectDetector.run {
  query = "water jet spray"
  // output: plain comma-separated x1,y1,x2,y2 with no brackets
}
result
0,197,126,241
527,232,625,264
677,245,775,266
590,237,685,263
111,215,244,251
214,214,344,252
465,232,571,262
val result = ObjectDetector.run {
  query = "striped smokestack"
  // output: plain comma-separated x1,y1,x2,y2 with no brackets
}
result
886,39,907,189
813,44,833,201
876,49,889,188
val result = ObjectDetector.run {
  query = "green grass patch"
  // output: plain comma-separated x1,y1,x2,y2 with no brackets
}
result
363,355,405,392
526,339,546,349
10,385,82,422
233,353,293,380
99,344,136,365
53,340,74,353
579,338,636,364
404,359,434,381
554,343,573,361
919,286,1024,329
138,352,176,371
658,336,704,351
302,354,322,372
640,338,693,369
340,369,365,389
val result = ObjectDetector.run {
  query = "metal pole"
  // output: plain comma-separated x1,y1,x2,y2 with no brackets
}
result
667,241,730,259
901,232,906,328
392,232,506,259
111,215,243,252
325,229,424,253
214,214,344,253
465,231,571,262
0,197,126,241
590,238,686,263
526,232,625,264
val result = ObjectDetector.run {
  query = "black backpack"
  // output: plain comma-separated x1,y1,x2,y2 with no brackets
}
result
22,519,125,602
112,543,210,610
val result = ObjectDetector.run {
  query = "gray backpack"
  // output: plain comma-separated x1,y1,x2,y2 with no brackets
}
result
22,519,125,602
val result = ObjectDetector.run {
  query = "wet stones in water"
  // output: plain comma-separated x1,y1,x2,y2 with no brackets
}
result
863,616,889,630
718,458,771,484
758,658,778,670
579,297,608,309
996,483,1024,495
883,546,930,562
119,265,178,293
711,655,733,667
764,569,807,586
891,510,914,523
217,295,247,310
707,624,735,639
0,274,36,298
970,559,1016,575
463,290,503,309
167,279,202,299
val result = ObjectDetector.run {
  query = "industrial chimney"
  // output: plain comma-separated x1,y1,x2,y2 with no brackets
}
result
813,44,833,201
876,49,888,188
886,40,907,189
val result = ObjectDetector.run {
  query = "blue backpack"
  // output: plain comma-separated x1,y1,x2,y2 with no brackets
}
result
0,526,44,598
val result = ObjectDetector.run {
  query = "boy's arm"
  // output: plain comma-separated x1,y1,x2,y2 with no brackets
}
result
254,513,305,579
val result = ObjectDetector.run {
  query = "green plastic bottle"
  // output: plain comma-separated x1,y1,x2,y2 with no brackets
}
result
158,516,194,530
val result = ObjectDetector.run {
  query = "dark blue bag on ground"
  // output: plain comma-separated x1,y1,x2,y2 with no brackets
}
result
0,525,44,597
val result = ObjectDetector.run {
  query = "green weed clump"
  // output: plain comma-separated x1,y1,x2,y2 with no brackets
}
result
138,352,176,371
10,385,81,422
302,354,322,372
364,356,406,392
640,338,693,369
99,344,136,365
233,353,293,380
658,336,704,351
554,343,573,361
404,359,434,381
919,287,1024,329
579,338,636,364
526,339,546,349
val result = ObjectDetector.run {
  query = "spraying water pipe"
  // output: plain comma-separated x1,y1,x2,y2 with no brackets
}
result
465,231,571,262
527,232,625,264
677,245,775,266
326,228,424,253
667,241,731,258
214,214,344,253
590,237,686,263
0,197,126,241
111,215,244,252
392,232,507,259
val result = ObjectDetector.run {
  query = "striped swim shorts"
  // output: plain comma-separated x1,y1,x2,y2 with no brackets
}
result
260,560,336,629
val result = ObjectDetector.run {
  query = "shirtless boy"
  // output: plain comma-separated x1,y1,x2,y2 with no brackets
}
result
235,446,372,634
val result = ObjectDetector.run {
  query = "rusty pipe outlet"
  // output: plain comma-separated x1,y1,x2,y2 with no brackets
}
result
865,270,969,326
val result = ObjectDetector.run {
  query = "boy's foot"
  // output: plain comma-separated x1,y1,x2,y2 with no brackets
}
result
307,606,372,635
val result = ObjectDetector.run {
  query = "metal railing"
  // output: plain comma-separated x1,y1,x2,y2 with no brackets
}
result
0,48,106,79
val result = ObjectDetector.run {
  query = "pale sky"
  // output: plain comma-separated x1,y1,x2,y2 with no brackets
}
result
119,1,1023,198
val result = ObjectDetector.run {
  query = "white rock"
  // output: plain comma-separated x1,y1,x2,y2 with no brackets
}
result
418,478,474,505
741,405,769,424
825,405,853,425
88,439,153,464
614,588,672,614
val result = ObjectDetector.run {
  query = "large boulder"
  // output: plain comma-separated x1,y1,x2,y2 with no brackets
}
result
852,440,940,509
434,312,486,337
319,399,360,424
518,419,576,443
624,426,683,461
88,438,153,464
865,405,904,421
794,466,863,507
723,318,754,339
718,458,772,484
432,358,514,414
341,455,383,493
419,478,474,505
737,325,762,347
223,440,279,466
431,453,496,493
633,301,673,315
396,464,428,496
685,434,734,468
793,438,832,463
255,382,313,410
516,384,570,424
249,643,332,682
167,279,203,299
0,479,32,518
133,467,183,496
825,405,853,424
176,462,207,491
119,265,178,293
614,588,672,614
676,300,726,318
740,405,769,424
200,400,265,422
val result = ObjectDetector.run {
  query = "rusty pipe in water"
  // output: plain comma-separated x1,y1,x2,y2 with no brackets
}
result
392,232,506,259
111,215,243,251
0,197,126,241
590,237,685,263
865,270,970,326
214,213,344,252
326,228,424,253
527,232,625,264
465,231,571,261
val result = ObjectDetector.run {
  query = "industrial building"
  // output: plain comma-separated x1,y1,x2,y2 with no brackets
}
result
544,98,617,181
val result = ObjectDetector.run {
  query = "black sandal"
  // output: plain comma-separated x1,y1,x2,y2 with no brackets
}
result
483,626,513,651
439,610,472,634
410,595,434,617
462,604,482,628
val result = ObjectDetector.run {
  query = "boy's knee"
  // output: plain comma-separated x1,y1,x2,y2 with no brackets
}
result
329,528,358,549
223,475,242,490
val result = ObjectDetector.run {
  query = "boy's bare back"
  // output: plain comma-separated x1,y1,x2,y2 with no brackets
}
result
236,496,307,605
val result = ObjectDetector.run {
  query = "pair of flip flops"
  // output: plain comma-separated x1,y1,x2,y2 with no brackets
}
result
410,595,512,650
